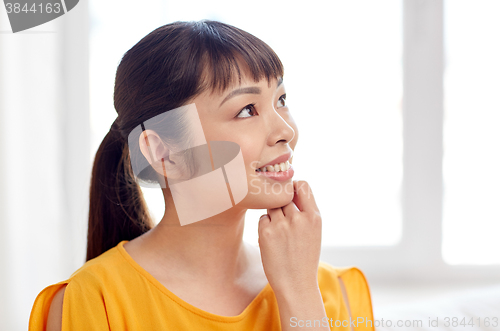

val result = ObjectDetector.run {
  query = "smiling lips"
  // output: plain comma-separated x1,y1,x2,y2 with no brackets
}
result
256,163,294,181
256,160,291,173
256,151,293,171
254,152,294,181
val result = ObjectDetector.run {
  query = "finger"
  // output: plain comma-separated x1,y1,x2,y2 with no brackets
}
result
258,214,269,226
258,214,270,234
291,181,303,211
281,199,301,218
292,180,319,213
267,207,285,222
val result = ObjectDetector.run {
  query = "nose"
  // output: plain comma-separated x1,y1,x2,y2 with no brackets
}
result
264,105,295,146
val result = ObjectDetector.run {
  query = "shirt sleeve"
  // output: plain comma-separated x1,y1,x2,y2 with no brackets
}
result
29,281,69,331
338,267,375,331
318,262,375,331
29,271,111,331
61,271,111,330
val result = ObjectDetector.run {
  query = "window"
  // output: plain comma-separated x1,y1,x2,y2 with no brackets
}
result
442,0,500,265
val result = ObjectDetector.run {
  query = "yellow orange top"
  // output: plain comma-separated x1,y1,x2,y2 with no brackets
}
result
29,241,375,330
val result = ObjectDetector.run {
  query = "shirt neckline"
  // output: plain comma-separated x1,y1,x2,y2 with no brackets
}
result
116,240,272,323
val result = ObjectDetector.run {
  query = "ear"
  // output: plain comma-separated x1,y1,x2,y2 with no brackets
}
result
138,130,186,180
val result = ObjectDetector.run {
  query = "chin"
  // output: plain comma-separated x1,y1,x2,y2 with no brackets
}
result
243,186,294,210
262,196,294,209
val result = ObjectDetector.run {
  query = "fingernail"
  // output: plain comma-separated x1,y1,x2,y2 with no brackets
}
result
259,214,268,220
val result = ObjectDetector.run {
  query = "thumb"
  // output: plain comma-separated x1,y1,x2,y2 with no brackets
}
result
258,214,269,230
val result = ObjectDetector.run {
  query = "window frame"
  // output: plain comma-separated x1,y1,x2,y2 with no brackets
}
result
320,0,500,282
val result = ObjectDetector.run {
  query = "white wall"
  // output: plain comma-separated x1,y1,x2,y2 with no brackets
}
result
0,3,89,330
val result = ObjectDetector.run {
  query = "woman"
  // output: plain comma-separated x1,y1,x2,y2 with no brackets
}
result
29,20,375,330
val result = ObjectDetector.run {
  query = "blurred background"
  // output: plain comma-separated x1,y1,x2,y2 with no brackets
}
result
1,0,499,330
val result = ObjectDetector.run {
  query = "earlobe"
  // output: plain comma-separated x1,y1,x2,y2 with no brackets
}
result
138,130,187,179
139,130,170,166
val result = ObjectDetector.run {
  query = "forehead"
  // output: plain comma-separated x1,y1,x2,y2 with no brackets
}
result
205,74,281,100
199,54,280,93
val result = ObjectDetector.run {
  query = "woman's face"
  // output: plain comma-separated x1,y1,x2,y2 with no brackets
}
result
191,73,299,210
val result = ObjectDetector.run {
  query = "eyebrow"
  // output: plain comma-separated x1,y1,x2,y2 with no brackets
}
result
219,87,261,107
218,77,284,107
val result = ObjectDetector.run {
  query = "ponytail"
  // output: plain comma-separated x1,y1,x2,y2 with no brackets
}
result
86,120,153,261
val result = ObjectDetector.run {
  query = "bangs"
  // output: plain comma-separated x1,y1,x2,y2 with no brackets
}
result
192,20,284,94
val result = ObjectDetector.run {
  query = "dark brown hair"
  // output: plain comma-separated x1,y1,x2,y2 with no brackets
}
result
86,20,284,261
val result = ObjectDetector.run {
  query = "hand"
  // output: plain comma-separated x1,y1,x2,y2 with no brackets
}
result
258,180,322,297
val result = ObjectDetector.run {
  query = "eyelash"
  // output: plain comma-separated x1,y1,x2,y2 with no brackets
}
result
235,103,257,118
235,94,287,119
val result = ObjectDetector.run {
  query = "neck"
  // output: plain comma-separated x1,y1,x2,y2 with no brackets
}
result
139,188,254,284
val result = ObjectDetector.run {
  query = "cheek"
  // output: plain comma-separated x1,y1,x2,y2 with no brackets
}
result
240,143,262,173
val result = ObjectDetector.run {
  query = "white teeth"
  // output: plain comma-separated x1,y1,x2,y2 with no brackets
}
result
257,160,291,173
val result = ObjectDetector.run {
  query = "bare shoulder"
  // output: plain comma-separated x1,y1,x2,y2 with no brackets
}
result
46,284,68,331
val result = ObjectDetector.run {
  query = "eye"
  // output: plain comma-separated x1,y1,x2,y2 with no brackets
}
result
277,94,287,108
236,104,257,118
